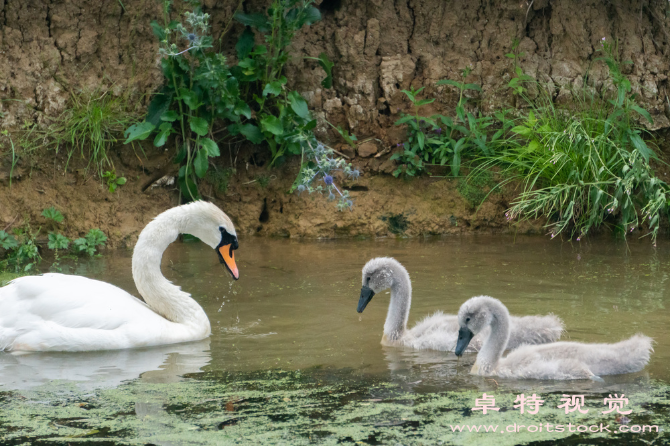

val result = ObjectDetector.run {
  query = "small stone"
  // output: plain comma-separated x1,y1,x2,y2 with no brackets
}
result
338,143,355,159
357,142,378,158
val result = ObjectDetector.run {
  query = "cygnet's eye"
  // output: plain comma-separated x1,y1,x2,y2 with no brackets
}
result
466,317,471,323
366,276,371,284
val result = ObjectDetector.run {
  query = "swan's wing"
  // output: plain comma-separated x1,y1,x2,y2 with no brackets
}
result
528,334,653,376
498,334,653,379
0,274,167,351
406,312,484,352
507,314,564,349
498,347,595,380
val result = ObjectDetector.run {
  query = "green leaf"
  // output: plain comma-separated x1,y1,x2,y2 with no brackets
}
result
153,125,171,147
116,177,127,185
146,89,173,126
234,101,252,119
239,123,264,144
436,79,461,88
394,115,416,126
236,27,256,59
303,6,322,25
464,83,482,92
511,125,532,137
189,117,209,136
179,89,200,111
200,137,220,157
150,20,166,40
0,230,19,250
629,132,656,162
160,110,179,122
263,82,282,97
42,207,64,223
415,98,436,107
288,91,310,120
124,121,155,144
417,131,425,150
318,53,334,89
194,148,209,178
48,233,70,250
233,12,270,32
631,105,653,124
261,115,284,136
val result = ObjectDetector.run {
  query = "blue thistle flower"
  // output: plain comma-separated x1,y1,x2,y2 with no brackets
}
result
297,184,306,194
348,169,360,180
324,175,334,186
187,33,197,42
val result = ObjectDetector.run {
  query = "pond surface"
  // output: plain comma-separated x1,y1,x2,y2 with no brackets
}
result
1,236,669,445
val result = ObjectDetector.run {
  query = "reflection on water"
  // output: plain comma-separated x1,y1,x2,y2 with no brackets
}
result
1,236,669,444
0,339,211,390
80,235,670,386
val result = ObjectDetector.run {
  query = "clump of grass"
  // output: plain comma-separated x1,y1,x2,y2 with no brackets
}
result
457,169,496,208
20,88,139,178
380,212,411,234
485,39,669,244
205,167,234,193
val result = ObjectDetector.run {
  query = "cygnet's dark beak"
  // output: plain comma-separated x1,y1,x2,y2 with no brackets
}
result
357,286,375,313
455,326,474,356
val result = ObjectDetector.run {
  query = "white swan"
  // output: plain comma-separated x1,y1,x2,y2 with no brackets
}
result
357,257,563,352
455,295,653,380
0,201,239,352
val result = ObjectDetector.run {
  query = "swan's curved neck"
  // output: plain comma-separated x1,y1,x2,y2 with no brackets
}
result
383,264,412,341
475,304,510,374
131,208,210,331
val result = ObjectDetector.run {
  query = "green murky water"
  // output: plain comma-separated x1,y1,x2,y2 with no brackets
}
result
1,236,669,444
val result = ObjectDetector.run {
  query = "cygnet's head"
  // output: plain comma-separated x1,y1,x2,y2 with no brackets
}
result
357,257,406,313
175,201,239,280
455,296,508,356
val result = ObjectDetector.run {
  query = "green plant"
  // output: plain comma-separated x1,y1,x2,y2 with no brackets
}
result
380,212,411,235
0,226,41,273
0,231,19,251
505,38,534,96
457,169,497,208
74,229,108,256
124,0,334,201
48,233,70,250
256,174,271,188
102,170,127,192
328,121,358,148
205,167,234,193
392,69,504,177
20,89,140,178
489,39,669,244
41,207,64,223
0,130,17,188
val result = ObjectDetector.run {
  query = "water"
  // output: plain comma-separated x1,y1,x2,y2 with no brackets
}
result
1,236,669,444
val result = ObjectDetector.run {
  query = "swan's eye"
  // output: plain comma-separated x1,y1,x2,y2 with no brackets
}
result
366,277,371,283
465,317,470,323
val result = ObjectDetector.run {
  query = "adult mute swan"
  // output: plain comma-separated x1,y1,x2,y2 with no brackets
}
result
357,257,563,352
0,201,239,352
455,296,653,380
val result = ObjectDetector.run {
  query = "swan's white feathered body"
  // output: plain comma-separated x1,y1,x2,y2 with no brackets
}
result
456,296,653,380
358,257,563,352
399,311,563,352
0,274,206,352
0,201,239,352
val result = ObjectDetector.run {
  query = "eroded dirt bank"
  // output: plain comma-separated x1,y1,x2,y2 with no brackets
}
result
1,0,669,243
0,144,542,247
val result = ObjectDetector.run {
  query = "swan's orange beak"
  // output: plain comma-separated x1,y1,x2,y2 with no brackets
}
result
218,244,239,280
